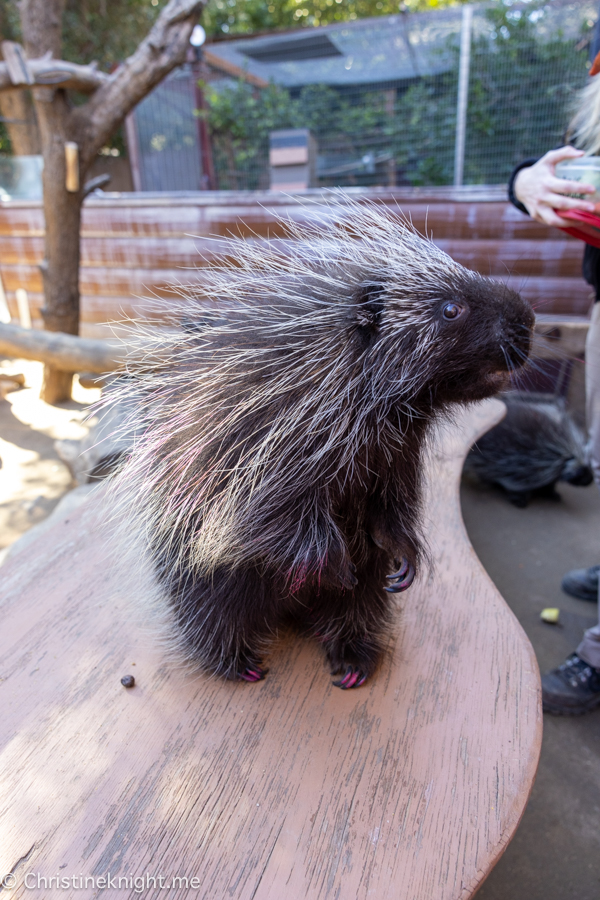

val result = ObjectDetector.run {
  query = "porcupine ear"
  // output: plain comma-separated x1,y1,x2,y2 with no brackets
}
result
354,282,385,333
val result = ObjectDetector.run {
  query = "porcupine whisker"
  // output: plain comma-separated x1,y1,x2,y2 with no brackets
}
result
501,345,520,381
509,344,566,381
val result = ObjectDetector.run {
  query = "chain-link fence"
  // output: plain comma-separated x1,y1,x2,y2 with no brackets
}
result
202,0,595,190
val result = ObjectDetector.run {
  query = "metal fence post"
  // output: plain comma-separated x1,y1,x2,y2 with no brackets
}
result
454,4,473,187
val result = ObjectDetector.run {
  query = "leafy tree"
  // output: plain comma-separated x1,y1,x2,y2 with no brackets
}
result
202,0,465,39
0,0,202,403
0,1,166,154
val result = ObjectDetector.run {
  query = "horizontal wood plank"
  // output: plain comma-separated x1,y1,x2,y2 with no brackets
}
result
0,235,584,279
0,192,589,324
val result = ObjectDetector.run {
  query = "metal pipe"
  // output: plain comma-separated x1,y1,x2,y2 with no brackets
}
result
454,5,473,188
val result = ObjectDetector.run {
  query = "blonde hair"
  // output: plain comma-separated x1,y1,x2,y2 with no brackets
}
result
567,75,600,155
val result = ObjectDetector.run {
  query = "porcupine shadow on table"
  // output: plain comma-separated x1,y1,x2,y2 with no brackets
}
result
0,397,541,900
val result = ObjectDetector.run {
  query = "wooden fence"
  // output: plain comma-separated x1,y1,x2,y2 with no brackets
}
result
0,186,589,339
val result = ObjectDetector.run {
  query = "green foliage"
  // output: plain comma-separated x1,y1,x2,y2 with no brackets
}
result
0,122,10,155
463,5,590,182
205,80,400,188
61,0,162,71
204,80,294,188
202,0,465,38
0,3,19,43
204,1,591,188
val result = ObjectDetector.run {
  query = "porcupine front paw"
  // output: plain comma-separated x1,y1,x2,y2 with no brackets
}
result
220,652,269,683
237,666,268,683
384,557,415,593
326,637,380,690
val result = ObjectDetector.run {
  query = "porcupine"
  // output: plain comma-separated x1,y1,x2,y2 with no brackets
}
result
464,393,593,507
111,200,534,689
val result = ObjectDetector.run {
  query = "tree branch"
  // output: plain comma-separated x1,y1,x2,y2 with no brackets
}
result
74,0,203,166
0,322,126,373
0,52,109,94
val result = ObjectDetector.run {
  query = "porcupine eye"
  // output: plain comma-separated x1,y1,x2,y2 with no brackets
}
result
442,302,463,320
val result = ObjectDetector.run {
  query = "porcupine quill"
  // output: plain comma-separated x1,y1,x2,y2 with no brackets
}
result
106,197,534,689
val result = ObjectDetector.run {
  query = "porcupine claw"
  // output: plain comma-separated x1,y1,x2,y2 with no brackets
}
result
386,558,410,580
333,667,368,690
384,558,415,593
238,666,268,683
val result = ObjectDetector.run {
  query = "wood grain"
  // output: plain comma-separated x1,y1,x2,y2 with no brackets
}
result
0,191,588,330
0,398,541,899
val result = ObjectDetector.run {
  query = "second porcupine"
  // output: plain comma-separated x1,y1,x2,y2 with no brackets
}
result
112,201,533,689
464,394,594,507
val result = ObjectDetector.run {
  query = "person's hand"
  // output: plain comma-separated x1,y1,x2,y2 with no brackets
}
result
513,146,596,228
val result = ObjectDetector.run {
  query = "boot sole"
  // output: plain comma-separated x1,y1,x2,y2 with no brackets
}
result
543,694,600,715
561,584,598,603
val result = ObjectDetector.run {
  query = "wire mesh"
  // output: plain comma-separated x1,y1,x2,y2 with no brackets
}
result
133,64,204,191
0,0,593,193
201,0,595,190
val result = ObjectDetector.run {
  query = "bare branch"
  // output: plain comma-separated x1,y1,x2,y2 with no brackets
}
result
0,51,109,94
74,0,203,165
83,173,111,197
0,322,126,373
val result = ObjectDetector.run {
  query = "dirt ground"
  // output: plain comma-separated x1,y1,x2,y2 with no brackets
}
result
0,359,100,552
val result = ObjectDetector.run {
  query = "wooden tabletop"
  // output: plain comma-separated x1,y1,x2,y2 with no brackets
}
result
0,397,541,899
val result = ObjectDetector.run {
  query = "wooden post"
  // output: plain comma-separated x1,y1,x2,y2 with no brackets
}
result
0,272,11,324
15,288,31,328
64,141,79,192
124,113,143,192
454,5,473,188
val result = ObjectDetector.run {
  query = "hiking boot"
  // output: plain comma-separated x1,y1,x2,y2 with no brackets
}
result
561,565,600,602
542,653,600,715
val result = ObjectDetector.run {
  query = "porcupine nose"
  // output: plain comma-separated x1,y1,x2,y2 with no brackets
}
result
501,297,534,370
561,459,594,486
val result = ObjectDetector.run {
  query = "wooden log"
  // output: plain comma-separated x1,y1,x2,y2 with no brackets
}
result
0,322,126,372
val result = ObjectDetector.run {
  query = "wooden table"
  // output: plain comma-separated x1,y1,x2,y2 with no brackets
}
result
0,398,541,899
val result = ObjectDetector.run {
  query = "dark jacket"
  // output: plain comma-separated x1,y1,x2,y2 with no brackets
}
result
508,159,600,302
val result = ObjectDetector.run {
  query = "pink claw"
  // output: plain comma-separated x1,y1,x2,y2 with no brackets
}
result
238,667,265,682
333,668,367,689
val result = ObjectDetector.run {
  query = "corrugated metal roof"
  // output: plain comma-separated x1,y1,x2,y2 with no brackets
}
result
205,1,596,88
